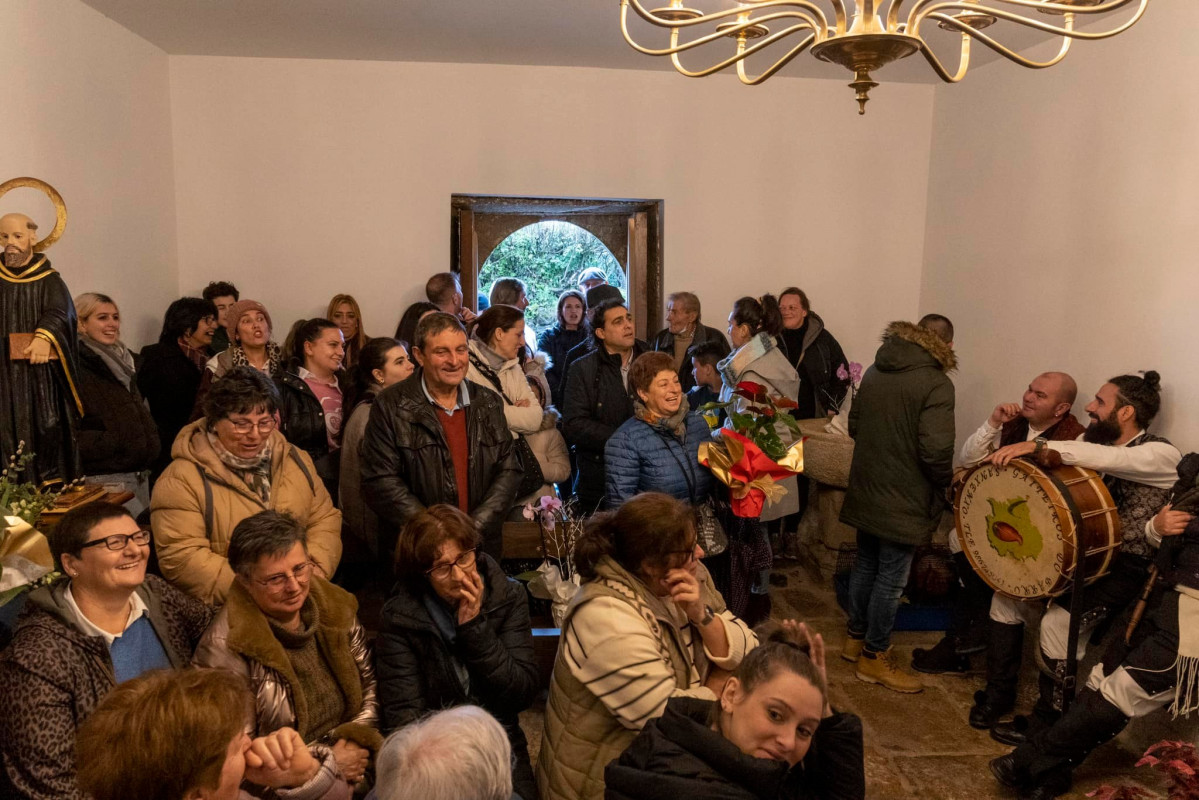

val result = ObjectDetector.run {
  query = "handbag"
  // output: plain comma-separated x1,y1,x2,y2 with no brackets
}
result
658,427,729,556
469,352,546,499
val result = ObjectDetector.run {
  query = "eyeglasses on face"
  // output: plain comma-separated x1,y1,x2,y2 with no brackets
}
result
79,529,152,552
425,549,478,580
226,417,278,436
254,560,315,591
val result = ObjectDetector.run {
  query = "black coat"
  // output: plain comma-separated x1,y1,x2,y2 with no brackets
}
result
777,313,849,419
76,344,159,476
649,323,730,393
275,371,339,497
137,341,206,479
539,324,588,408
359,375,521,559
606,697,866,800
561,341,647,513
375,554,539,798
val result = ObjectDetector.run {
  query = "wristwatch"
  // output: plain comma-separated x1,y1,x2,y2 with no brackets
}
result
1033,436,1048,453
699,604,716,627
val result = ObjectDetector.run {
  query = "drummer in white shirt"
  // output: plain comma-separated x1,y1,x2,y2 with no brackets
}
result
914,373,1086,675
969,371,1182,748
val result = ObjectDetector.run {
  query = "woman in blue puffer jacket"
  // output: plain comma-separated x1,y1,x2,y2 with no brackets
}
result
604,351,713,508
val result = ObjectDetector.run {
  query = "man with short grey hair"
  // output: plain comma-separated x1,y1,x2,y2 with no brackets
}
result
649,291,729,392
375,705,514,800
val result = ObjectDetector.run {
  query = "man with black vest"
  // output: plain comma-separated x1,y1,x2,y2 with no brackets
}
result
991,455,1198,800
914,372,1086,674
969,372,1181,749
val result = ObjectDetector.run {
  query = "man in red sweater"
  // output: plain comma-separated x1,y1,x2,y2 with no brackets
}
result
360,313,521,561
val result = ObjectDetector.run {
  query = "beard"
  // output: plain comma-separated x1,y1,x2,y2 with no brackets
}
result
1083,410,1122,445
3,244,31,268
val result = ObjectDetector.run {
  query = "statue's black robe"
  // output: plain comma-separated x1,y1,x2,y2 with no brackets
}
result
0,255,82,483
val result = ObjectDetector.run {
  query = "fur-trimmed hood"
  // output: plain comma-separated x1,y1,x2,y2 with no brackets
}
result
877,320,957,374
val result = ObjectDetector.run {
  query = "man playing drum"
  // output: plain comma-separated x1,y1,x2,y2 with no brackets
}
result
968,372,1181,747
913,373,1086,674
991,455,1198,800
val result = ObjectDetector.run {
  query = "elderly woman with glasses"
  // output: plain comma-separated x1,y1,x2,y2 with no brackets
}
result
0,502,212,800
375,504,539,800
538,493,757,800
193,510,381,791
150,366,342,604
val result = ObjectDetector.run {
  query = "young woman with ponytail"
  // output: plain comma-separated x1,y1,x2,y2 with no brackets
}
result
718,295,803,624
606,620,865,800
537,493,757,800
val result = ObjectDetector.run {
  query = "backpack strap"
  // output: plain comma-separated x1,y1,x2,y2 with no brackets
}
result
192,461,214,540
286,446,316,495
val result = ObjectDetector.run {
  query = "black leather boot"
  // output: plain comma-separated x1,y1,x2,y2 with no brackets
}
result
912,635,970,674
992,656,1064,745
969,620,1024,729
1010,689,1129,799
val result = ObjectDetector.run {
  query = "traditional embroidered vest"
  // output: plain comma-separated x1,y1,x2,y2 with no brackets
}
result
1107,432,1174,559
998,414,1086,448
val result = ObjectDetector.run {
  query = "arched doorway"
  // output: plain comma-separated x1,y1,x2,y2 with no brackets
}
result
479,221,625,337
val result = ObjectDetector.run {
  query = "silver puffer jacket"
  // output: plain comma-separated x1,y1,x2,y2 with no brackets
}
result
193,575,382,751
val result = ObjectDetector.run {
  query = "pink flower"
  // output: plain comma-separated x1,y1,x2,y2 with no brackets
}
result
836,363,849,381
539,495,563,512
521,504,536,521
849,362,863,384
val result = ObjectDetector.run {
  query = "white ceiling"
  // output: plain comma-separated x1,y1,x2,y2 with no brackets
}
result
76,0,1093,86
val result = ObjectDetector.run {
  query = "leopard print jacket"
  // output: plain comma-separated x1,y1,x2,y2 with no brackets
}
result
0,575,212,799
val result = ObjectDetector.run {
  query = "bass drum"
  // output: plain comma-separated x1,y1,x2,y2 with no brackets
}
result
954,459,1120,599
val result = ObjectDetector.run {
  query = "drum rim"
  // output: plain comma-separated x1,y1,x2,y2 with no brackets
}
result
954,458,1118,600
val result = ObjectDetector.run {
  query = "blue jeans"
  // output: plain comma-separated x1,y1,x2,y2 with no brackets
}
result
847,530,915,654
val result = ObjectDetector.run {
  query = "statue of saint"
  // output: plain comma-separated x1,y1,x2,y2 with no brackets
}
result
0,209,82,483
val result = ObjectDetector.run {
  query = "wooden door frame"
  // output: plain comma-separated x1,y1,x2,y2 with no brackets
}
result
451,194,665,340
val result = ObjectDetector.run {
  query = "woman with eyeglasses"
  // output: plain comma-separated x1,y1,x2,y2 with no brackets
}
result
193,510,381,792
375,504,539,800
0,502,212,799
150,366,342,605
537,493,757,800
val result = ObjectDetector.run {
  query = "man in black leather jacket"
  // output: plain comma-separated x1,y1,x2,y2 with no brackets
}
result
359,313,521,562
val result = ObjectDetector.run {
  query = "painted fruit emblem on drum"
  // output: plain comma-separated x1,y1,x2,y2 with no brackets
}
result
985,497,1043,560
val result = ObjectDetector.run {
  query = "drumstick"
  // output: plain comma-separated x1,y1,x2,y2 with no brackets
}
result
1124,565,1158,645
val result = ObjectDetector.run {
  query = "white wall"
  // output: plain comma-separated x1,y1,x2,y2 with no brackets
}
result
0,0,178,347
168,57,935,365
920,3,1198,451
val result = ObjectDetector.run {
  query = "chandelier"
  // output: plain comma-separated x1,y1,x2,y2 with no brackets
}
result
620,0,1149,113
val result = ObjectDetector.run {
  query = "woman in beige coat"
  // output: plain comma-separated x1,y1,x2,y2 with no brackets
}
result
150,366,342,604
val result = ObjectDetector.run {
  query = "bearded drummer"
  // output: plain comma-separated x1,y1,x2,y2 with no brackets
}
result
913,373,1086,674
968,372,1181,749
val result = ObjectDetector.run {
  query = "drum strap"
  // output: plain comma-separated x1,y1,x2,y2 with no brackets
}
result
1043,464,1092,713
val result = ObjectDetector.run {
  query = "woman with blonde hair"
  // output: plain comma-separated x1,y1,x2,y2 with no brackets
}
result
73,292,160,509
327,293,369,370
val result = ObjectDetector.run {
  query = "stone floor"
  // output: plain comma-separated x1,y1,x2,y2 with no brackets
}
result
519,559,1182,799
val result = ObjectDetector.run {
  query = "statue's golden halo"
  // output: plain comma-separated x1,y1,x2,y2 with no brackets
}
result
0,177,67,252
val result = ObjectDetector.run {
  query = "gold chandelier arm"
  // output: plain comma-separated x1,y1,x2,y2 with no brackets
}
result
666,20,819,78
828,0,849,35
736,32,818,84
923,11,1074,75
906,0,1146,39
913,28,973,82
624,0,828,31
621,2,825,58
887,0,911,32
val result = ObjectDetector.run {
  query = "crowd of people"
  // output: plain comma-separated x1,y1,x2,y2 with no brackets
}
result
0,250,1192,800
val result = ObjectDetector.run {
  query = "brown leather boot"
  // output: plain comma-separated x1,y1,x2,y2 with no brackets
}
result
855,647,924,693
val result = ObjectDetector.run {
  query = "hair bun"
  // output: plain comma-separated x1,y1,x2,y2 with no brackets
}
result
754,620,810,656
1142,370,1161,392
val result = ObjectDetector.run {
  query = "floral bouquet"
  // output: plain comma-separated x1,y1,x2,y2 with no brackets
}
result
699,382,805,518
826,361,864,436
1,444,66,607
520,495,585,626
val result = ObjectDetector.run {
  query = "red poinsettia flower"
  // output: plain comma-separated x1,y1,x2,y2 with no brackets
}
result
773,396,799,410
